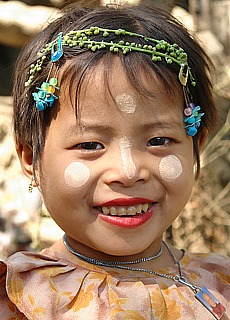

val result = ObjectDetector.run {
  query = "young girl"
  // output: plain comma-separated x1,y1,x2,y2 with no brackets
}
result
0,4,229,320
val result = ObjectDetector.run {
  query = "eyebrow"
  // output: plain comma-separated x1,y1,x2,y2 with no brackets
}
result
142,120,183,131
65,123,115,138
65,119,183,139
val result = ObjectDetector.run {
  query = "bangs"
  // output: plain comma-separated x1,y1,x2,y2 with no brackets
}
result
59,50,182,117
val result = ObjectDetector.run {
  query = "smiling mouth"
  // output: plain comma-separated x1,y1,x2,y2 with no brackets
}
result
95,203,153,216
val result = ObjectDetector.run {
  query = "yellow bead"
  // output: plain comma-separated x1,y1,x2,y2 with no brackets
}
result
47,86,55,93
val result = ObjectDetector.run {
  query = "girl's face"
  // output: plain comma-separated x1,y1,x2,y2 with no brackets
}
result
39,60,194,258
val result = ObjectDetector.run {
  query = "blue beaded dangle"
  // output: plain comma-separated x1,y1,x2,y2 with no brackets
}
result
32,33,63,111
183,87,204,137
184,102,204,136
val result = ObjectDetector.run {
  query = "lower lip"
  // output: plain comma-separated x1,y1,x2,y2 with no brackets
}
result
97,205,156,228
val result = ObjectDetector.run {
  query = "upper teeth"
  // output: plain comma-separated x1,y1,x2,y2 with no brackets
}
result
98,203,152,216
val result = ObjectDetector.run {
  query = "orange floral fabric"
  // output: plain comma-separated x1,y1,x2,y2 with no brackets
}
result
0,245,229,320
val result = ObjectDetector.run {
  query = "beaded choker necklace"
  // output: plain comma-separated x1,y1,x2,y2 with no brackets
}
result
63,234,226,319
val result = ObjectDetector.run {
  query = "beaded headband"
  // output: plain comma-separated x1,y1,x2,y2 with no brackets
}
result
25,27,204,136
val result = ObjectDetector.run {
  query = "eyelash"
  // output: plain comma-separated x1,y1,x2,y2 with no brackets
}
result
74,137,175,151
147,137,173,147
75,142,104,150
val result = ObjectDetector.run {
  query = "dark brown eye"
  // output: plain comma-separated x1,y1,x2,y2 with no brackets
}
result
76,142,104,150
147,137,171,146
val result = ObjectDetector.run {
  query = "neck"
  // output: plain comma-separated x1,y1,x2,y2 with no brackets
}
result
61,234,183,270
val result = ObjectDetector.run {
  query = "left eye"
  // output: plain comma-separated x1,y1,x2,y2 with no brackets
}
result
75,142,104,150
147,137,171,146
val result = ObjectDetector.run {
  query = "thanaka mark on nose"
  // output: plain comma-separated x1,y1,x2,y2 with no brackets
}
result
119,136,136,179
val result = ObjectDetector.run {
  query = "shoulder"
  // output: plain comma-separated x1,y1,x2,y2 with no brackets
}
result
181,250,230,292
183,250,230,270
0,249,76,319
0,248,106,319
0,260,28,319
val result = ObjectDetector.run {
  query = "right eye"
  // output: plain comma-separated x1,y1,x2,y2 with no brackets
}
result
75,142,104,150
147,137,172,147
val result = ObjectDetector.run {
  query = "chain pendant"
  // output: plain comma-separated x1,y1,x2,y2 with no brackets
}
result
195,287,226,319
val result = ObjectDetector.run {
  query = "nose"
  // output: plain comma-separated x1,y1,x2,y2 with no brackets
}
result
103,137,150,187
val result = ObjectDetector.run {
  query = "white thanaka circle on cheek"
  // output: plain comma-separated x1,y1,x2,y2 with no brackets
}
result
119,136,136,179
159,155,183,182
64,162,90,188
115,93,136,114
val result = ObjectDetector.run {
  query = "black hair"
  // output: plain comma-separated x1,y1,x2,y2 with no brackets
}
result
13,4,217,177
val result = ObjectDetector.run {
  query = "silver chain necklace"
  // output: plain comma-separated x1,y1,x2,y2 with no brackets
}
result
63,233,163,265
63,234,198,291
63,234,226,319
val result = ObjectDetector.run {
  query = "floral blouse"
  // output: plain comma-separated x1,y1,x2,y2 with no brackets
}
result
0,242,229,320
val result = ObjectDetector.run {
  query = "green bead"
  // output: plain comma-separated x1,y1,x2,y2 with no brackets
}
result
41,82,49,90
49,78,58,86
123,48,129,54
152,56,158,62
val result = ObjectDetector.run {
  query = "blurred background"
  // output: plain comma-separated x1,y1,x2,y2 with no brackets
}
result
0,0,229,259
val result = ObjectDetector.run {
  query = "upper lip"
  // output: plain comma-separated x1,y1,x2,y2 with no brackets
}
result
96,198,154,206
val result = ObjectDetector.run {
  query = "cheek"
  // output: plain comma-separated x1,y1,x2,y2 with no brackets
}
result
64,162,91,188
159,155,183,182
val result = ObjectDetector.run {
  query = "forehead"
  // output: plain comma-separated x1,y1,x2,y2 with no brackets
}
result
59,57,184,116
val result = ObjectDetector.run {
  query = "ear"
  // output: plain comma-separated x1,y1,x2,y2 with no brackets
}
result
16,142,34,179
